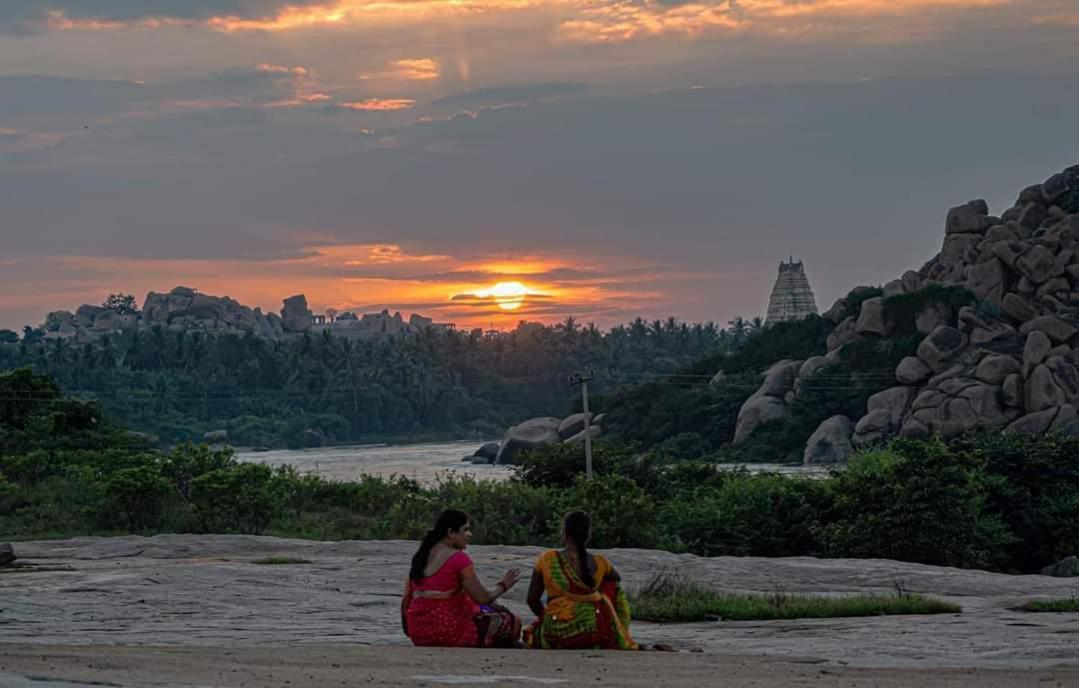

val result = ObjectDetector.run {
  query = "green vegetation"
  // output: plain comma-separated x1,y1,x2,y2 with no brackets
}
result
253,557,312,565
4,369,1079,579
630,571,960,622
0,317,728,449
1021,598,1079,613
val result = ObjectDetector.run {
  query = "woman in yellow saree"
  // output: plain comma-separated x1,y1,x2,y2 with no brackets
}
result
524,511,638,650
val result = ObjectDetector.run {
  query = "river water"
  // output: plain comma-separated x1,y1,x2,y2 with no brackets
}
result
236,440,512,485
235,441,824,485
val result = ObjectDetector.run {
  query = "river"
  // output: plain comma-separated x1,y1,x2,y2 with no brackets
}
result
235,441,825,485
235,440,512,485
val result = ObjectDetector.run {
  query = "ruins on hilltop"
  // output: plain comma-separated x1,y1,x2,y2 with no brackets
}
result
39,287,453,343
764,259,819,324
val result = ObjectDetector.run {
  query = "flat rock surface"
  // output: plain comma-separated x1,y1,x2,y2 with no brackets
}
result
1,535,1078,672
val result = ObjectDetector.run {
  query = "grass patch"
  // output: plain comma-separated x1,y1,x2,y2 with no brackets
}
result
1022,598,1079,613
252,556,312,565
629,571,961,622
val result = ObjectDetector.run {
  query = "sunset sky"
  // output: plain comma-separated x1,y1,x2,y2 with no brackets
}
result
2,1,1078,330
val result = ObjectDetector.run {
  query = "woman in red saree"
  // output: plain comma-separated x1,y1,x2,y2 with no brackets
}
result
524,511,638,650
401,509,523,648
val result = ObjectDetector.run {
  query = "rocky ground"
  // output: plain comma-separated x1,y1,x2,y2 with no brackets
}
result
1,535,1077,686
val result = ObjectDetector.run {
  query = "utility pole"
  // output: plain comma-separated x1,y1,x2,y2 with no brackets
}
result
568,369,595,479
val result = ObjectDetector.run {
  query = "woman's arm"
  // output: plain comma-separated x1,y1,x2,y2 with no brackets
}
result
461,566,521,605
400,578,412,636
526,569,545,618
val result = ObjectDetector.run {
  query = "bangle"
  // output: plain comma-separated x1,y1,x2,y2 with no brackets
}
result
494,582,506,594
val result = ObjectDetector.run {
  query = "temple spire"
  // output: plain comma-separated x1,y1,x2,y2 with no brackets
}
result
765,258,819,324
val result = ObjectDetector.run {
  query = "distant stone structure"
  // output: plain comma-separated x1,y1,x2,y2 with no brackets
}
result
765,259,819,325
40,287,451,343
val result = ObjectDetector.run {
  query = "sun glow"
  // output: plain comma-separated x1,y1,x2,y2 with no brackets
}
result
474,281,530,311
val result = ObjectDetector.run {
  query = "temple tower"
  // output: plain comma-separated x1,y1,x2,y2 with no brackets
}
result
765,258,819,324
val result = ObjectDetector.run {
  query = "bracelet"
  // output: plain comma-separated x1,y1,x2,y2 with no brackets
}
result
494,582,506,594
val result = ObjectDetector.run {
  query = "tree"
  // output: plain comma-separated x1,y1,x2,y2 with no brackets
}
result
0,329,18,344
103,293,140,316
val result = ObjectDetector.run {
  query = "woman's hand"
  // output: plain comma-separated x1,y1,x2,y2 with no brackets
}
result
498,568,521,592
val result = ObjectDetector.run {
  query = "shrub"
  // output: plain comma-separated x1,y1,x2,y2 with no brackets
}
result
189,463,284,534
512,441,657,490
821,440,1014,569
161,443,237,499
657,473,828,556
567,473,657,548
103,465,173,532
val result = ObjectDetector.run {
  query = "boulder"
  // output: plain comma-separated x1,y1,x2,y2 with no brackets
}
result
1007,404,1079,436
964,259,1007,304
495,417,561,465
733,394,788,444
826,316,861,351
940,234,981,266
73,304,105,327
1018,184,1047,205
1020,316,1078,344
203,430,229,444
281,295,313,333
1017,202,1049,231
1025,364,1067,413
803,415,854,465
867,386,916,427
1041,556,1079,577
563,426,602,445
757,360,803,397
1001,373,1023,408
1002,293,1037,322
896,356,932,385
945,200,991,234
853,410,893,447
1036,277,1069,300
0,543,14,568
916,325,965,373
1015,245,1060,284
472,442,500,462
855,297,890,336
1042,165,1079,205
975,355,1021,385
557,413,593,440
1023,330,1052,376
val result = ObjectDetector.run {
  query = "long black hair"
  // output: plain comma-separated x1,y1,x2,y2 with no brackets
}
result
563,510,593,586
410,509,469,581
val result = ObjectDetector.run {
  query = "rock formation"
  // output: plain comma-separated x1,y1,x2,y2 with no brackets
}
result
728,164,1079,463
478,412,606,465
765,259,819,324
40,288,450,343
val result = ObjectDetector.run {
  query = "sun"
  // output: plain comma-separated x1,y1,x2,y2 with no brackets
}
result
476,281,529,311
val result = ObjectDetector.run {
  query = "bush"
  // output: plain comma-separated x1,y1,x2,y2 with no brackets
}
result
821,441,1014,569
657,473,828,556
190,463,284,534
103,465,173,532
512,441,658,490
567,473,657,548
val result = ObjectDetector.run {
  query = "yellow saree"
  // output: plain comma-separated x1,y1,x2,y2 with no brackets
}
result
524,549,638,650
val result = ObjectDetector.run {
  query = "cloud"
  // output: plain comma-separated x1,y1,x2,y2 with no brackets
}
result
432,83,587,109
336,98,416,111
360,58,440,81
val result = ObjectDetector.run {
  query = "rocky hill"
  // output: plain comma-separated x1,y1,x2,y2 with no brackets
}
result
39,288,450,343
731,165,1079,463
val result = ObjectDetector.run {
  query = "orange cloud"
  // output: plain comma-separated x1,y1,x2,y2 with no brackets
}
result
339,98,416,111
361,58,441,81
2,244,668,330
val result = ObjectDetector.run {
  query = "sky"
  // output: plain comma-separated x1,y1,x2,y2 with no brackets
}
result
2,1,1078,331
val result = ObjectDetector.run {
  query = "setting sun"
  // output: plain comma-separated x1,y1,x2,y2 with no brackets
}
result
475,281,530,311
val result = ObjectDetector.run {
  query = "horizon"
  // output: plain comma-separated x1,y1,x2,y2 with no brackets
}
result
3,1,1078,331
